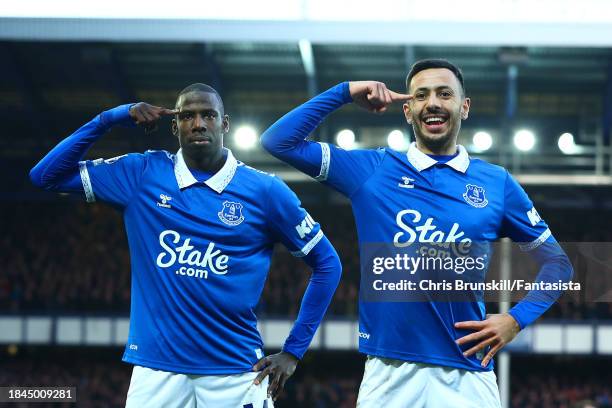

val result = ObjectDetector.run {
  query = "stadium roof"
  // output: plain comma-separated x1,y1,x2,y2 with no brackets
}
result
1,40,611,181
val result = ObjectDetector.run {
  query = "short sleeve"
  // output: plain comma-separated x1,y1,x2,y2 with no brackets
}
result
318,144,385,197
266,176,324,257
79,153,146,208
500,171,552,250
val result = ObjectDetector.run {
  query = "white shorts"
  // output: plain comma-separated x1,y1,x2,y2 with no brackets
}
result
125,365,274,408
357,356,501,408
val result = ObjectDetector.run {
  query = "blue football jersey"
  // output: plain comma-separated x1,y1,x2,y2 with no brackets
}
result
314,142,551,371
78,148,324,374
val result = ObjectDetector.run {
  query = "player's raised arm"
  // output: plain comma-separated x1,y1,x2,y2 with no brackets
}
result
261,81,409,197
259,82,352,178
252,176,342,401
29,103,176,192
260,81,410,165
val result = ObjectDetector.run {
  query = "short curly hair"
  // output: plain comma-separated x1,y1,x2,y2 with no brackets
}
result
405,59,466,96
175,83,224,113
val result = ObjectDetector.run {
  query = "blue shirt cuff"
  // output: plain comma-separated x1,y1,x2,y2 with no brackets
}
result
99,103,137,128
340,82,353,104
280,346,302,361
507,309,525,330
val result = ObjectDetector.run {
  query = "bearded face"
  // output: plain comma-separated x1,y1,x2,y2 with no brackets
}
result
403,68,470,153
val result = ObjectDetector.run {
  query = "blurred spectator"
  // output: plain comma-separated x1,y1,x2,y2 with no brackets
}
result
511,361,612,408
0,349,130,408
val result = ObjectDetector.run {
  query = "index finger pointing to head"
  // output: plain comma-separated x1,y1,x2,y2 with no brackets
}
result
162,108,179,115
389,91,413,102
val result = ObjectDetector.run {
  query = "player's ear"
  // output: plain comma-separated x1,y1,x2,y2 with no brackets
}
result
403,102,413,125
223,114,230,134
461,97,471,120
171,118,178,137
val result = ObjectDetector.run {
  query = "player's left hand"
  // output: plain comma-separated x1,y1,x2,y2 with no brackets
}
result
252,351,298,401
454,313,520,367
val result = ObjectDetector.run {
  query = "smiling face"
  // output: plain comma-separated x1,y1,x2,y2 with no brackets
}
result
172,90,229,159
403,68,470,153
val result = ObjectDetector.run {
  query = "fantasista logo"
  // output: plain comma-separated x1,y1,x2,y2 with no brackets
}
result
156,230,229,279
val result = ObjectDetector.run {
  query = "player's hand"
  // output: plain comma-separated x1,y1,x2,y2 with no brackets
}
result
454,313,520,367
128,102,177,133
252,351,298,401
348,81,412,114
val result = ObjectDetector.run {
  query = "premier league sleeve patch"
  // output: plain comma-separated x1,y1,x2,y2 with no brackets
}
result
218,201,245,226
462,184,489,208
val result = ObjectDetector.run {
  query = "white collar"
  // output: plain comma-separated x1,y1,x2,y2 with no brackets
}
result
173,148,238,193
406,142,470,173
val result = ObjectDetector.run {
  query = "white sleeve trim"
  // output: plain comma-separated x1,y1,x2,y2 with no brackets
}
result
290,229,324,257
79,161,96,203
519,228,551,251
314,142,330,182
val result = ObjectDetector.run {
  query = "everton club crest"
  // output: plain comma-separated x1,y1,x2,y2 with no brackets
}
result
218,201,245,226
463,184,488,208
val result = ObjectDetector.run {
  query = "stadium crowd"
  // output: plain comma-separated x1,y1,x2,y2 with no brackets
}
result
511,373,612,408
510,358,612,408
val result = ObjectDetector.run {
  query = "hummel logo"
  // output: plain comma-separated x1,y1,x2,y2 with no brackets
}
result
398,176,415,189
157,194,172,209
